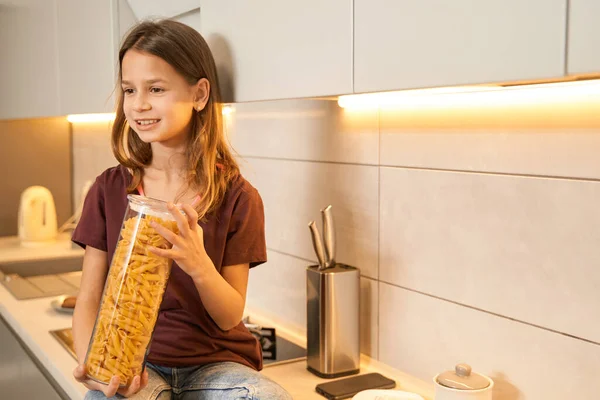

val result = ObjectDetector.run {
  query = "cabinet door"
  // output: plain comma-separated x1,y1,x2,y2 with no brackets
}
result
126,0,198,20
199,0,353,102
56,0,117,115
354,0,567,93
0,0,61,119
567,0,600,75
173,8,200,33
0,317,63,399
118,0,139,44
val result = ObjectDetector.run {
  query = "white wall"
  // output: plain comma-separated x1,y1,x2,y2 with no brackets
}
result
71,122,116,209
72,88,600,399
227,91,600,400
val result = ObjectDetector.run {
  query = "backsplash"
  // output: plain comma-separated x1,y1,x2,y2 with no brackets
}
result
0,117,72,236
228,95,600,400
70,92,600,399
71,121,116,209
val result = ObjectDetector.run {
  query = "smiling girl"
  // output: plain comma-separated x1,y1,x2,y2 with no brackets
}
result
70,20,292,400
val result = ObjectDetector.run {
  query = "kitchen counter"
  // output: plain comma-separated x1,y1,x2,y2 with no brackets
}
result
261,356,434,399
0,281,434,400
0,233,84,264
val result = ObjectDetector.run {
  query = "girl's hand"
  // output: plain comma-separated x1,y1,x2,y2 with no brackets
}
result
73,364,148,398
148,203,212,281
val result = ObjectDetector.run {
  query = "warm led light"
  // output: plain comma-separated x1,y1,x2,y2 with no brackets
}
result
66,113,116,123
337,80,600,110
222,105,235,116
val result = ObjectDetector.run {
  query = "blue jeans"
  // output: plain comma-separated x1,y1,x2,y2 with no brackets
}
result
84,362,292,400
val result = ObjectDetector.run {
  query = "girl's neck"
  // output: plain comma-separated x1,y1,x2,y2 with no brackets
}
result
148,142,187,181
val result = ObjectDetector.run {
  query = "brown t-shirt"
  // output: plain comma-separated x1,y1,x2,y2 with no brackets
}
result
72,165,266,370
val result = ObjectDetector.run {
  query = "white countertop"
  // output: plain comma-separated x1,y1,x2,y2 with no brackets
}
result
0,234,84,264
261,356,434,400
0,282,434,400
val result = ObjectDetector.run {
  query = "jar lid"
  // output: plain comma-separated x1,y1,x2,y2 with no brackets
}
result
127,194,179,221
436,364,490,390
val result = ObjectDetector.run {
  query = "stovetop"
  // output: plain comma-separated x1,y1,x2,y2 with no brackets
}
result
49,326,306,365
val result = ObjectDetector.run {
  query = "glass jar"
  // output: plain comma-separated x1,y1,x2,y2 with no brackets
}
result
84,195,179,387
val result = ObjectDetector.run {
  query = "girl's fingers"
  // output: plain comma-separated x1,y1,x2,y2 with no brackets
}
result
103,375,120,398
167,202,190,235
139,370,149,391
148,246,178,260
150,220,182,247
181,204,199,230
72,365,87,382
118,375,140,397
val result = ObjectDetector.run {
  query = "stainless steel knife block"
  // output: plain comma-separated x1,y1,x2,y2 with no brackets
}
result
306,263,360,378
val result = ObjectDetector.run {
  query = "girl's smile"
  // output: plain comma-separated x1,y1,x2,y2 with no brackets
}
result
134,118,161,130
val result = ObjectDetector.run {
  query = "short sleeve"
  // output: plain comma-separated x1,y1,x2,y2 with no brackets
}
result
222,188,267,268
71,176,107,252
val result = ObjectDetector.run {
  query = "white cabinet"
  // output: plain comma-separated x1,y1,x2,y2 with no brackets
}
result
56,0,118,115
0,0,138,120
0,316,63,399
567,0,600,75
126,0,198,20
173,8,200,33
354,0,567,93
0,0,61,119
57,0,138,115
199,0,353,102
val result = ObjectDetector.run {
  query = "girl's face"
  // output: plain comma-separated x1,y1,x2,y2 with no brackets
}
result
121,50,208,146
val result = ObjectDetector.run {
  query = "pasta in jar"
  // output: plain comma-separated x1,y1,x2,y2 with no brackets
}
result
84,195,179,387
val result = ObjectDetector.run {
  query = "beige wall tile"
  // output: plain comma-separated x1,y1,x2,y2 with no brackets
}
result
0,118,72,235
379,83,600,179
360,277,378,358
71,122,116,208
246,250,379,358
227,99,379,165
380,167,600,343
379,282,600,400
246,250,307,336
240,157,379,278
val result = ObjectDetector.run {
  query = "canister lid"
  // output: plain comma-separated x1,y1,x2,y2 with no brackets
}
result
127,194,182,221
436,364,490,390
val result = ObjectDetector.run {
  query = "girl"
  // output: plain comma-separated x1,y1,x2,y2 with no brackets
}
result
71,19,292,400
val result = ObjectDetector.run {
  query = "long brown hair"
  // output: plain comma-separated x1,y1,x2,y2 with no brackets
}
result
111,19,239,219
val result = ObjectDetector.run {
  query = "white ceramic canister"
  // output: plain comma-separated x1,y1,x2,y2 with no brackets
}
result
433,363,493,400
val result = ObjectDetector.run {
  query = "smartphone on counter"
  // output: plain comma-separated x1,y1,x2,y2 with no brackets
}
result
315,372,396,400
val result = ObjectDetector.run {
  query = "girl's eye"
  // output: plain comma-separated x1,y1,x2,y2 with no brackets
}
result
123,88,134,94
150,87,164,93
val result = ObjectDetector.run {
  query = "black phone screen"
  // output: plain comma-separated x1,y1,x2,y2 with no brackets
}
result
315,372,396,400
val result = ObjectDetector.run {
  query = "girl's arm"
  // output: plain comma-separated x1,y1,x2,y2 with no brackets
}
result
149,203,252,331
72,246,108,362
193,262,249,331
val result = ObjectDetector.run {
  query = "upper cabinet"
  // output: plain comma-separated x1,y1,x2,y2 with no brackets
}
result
0,0,61,119
172,8,200,33
3,1,599,116
126,0,198,20
354,0,567,93
57,0,139,115
198,0,353,102
56,0,118,115
0,0,138,120
567,0,600,75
